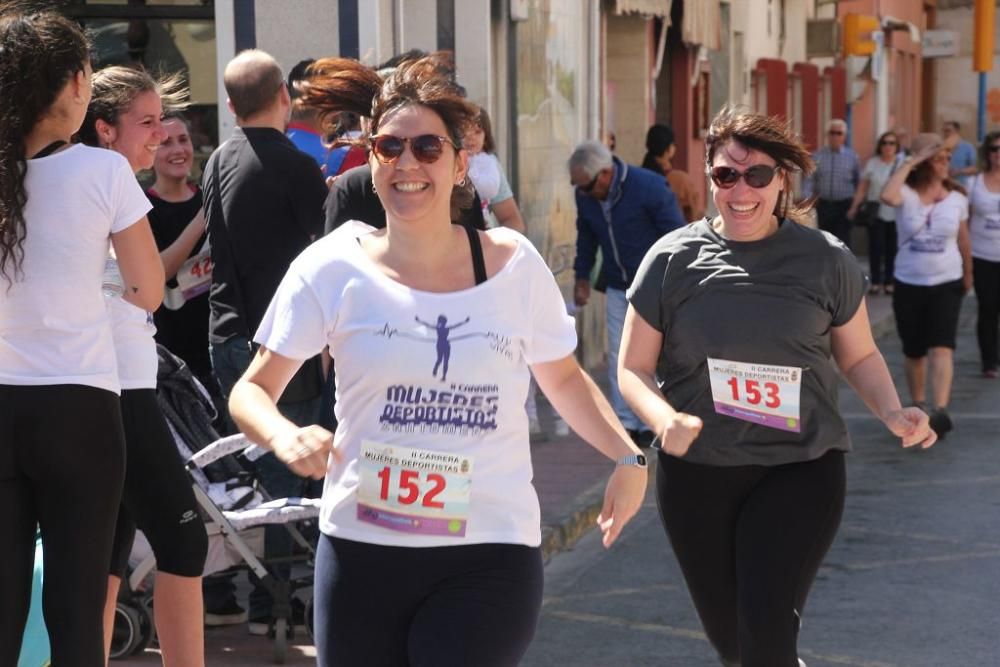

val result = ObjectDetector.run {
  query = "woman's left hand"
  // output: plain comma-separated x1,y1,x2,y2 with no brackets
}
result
883,407,937,449
597,465,648,548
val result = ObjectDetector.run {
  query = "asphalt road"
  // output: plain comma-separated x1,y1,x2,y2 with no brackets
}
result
524,302,1000,667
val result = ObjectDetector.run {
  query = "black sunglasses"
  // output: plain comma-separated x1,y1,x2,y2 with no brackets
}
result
369,134,457,165
989,145,1000,153
710,165,779,189
828,130,845,136
880,140,898,146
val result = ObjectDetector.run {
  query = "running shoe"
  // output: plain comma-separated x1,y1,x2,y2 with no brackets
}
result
928,408,953,438
204,599,248,626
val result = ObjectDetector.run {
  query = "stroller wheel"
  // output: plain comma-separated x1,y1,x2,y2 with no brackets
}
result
109,603,142,659
303,595,315,641
273,617,288,664
140,592,158,649
132,596,155,654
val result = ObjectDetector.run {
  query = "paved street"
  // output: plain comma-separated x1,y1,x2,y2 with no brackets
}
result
524,300,1000,667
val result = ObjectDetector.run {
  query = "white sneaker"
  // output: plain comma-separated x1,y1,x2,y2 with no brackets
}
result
799,659,808,667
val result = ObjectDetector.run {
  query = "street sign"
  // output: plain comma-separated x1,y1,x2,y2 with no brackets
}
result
923,29,959,58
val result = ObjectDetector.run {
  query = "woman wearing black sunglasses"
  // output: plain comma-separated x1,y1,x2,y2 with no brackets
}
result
848,131,901,295
225,55,647,666
619,108,935,667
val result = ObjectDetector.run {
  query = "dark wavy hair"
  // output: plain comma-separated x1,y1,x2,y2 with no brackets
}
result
0,10,90,282
76,65,188,148
705,106,815,224
980,131,1000,173
642,123,675,174
301,52,476,148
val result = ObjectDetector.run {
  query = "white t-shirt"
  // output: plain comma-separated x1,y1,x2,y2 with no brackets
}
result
894,184,968,286
968,174,1000,263
0,145,151,393
862,157,898,222
107,295,158,390
255,222,577,547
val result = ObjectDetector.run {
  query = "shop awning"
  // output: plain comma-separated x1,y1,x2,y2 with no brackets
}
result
682,0,721,50
614,0,672,20
614,0,722,51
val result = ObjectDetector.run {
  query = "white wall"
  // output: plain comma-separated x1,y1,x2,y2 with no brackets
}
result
932,5,1000,137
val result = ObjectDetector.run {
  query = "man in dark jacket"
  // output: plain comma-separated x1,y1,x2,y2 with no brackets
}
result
569,139,685,445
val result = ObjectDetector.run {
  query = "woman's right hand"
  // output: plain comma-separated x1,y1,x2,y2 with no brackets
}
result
846,204,857,221
658,412,703,456
269,424,339,480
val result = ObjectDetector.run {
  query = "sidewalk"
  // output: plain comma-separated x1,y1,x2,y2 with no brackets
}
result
120,290,895,664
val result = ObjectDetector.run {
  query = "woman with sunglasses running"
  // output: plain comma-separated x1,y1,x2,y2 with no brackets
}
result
619,108,935,667
227,56,647,667
0,12,164,664
969,132,1000,378
881,133,973,439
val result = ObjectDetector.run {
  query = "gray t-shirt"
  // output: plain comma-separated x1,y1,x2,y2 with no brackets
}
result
627,218,867,466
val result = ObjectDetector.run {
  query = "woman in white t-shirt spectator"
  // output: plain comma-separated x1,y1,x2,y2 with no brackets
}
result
0,12,163,664
881,132,973,438
848,130,901,295
228,55,647,667
969,132,1000,378
463,105,526,233
77,66,207,666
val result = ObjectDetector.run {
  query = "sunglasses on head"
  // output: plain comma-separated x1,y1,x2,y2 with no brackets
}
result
369,134,457,165
710,164,779,189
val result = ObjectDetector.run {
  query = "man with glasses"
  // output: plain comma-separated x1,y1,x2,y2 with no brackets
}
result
803,118,860,249
568,140,685,447
802,118,861,248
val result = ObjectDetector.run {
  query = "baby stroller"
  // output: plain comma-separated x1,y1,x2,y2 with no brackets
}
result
111,347,319,664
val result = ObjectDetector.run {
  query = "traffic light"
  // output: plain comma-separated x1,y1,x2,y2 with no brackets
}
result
843,13,880,57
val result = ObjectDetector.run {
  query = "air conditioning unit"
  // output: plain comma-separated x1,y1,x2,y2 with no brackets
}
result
807,18,840,58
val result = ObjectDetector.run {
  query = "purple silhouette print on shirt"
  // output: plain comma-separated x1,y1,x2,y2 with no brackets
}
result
414,314,470,381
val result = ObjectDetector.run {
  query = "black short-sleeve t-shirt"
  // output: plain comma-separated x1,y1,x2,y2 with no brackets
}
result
148,187,212,379
627,218,867,466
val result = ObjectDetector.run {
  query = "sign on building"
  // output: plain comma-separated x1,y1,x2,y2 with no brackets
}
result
922,30,959,58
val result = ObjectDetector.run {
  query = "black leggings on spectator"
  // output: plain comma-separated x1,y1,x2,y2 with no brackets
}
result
108,388,207,578
657,449,846,667
313,535,544,667
974,257,1000,372
0,384,125,667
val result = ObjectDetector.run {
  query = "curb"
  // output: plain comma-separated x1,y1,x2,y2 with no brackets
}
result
540,462,656,563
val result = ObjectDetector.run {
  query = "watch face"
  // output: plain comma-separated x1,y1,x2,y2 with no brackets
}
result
636,454,647,466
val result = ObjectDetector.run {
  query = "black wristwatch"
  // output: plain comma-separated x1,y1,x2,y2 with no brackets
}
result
616,453,648,469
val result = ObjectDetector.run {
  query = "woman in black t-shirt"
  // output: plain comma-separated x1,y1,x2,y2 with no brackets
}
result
148,113,214,385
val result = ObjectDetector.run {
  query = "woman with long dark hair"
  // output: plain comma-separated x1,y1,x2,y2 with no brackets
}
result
881,133,973,438
620,108,934,667
78,65,207,667
228,55,648,666
0,11,163,664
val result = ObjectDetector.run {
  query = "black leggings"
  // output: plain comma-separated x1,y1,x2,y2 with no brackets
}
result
109,388,207,578
314,536,544,667
0,384,125,667
974,257,1000,372
657,450,846,667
